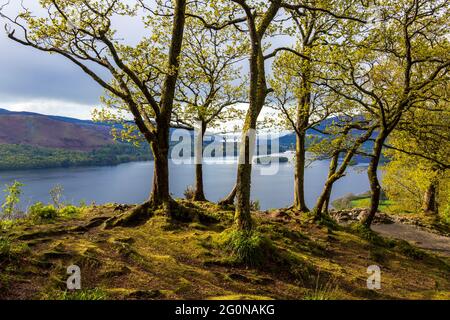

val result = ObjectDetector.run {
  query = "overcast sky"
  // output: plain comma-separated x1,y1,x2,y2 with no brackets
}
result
0,0,151,119
0,1,291,121
0,1,104,118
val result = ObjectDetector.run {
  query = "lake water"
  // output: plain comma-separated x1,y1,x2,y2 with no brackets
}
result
0,158,370,210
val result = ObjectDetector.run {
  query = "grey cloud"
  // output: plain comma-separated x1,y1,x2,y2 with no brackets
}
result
0,32,104,105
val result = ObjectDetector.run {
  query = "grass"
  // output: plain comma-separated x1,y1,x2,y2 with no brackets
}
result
0,202,449,300
217,228,273,267
48,288,108,300
350,198,395,212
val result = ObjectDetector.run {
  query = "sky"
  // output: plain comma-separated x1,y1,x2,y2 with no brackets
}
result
0,0,148,119
0,1,291,122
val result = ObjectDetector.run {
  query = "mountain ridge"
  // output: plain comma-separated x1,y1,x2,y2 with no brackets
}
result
0,108,113,151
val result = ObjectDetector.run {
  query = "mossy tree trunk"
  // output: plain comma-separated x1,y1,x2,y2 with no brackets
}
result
321,153,339,214
292,60,311,213
193,121,207,201
362,131,388,227
423,178,438,215
149,125,171,207
233,1,281,231
293,130,309,212
312,151,340,219
313,126,376,220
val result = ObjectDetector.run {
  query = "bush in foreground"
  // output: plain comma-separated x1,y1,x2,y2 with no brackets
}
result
218,228,273,267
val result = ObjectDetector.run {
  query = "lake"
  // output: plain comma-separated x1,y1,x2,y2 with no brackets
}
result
0,157,370,210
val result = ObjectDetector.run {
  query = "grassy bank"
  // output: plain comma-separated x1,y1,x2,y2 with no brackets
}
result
0,201,449,300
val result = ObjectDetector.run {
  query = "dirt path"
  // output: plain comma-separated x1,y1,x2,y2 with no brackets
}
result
372,223,450,257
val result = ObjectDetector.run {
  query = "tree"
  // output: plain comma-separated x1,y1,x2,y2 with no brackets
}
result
190,0,285,230
383,92,450,217
322,0,450,227
1,0,188,222
1,181,24,219
269,0,364,212
173,20,246,201
192,0,367,230
308,119,377,219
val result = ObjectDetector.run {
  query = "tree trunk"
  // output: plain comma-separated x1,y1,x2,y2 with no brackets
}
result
149,129,171,207
193,121,207,201
314,181,333,219
423,179,438,215
363,133,387,228
313,152,339,218
235,131,254,231
293,130,309,212
322,184,333,215
148,0,186,210
232,2,280,231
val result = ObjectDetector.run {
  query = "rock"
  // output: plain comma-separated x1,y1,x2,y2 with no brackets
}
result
357,210,370,221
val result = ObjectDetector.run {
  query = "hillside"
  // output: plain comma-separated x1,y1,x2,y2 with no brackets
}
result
0,109,154,170
0,202,449,300
0,109,113,151
0,108,374,170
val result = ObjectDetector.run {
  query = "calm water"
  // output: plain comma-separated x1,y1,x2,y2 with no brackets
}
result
0,158,370,210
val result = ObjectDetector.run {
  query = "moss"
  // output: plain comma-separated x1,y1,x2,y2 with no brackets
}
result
1,202,450,300
369,246,388,263
395,240,425,260
0,236,30,260
350,223,395,247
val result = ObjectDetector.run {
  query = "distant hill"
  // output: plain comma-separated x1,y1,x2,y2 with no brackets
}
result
0,108,152,170
0,108,374,170
0,108,113,151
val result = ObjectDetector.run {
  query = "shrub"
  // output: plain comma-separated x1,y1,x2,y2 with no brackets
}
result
59,205,81,217
219,228,272,267
28,202,58,222
184,185,195,200
1,181,24,218
0,220,15,231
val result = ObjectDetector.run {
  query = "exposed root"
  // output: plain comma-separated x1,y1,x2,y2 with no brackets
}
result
103,198,212,229
104,201,153,229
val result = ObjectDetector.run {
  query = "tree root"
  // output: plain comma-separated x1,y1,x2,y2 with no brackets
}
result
103,198,211,229
104,201,153,229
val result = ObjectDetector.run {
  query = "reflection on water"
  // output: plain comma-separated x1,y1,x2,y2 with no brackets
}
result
0,159,370,210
